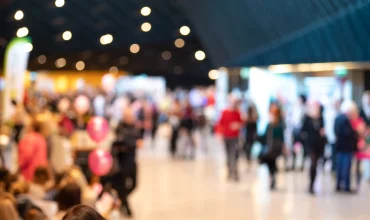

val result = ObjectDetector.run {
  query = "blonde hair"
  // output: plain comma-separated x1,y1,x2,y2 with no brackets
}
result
341,100,358,115
0,193,19,220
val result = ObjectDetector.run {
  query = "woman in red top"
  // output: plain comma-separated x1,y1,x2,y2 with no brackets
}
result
218,99,243,181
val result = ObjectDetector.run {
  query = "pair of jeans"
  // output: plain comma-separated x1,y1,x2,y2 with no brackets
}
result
336,152,353,190
224,138,239,179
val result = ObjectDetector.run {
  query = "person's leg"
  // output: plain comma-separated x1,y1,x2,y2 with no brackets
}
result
170,127,179,158
336,152,343,191
331,144,337,172
356,158,362,190
343,153,353,191
231,138,240,180
123,165,137,216
309,153,319,194
266,158,277,190
224,139,233,180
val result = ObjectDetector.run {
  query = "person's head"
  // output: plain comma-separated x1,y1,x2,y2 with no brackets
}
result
298,94,307,105
269,105,282,124
60,167,88,190
11,99,18,107
62,205,105,220
307,100,321,119
0,192,19,220
29,118,42,133
123,107,136,125
229,96,240,110
56,183,81,211
10,180,29,197
341,100,358,120
33,167,51,186
25,208,47,220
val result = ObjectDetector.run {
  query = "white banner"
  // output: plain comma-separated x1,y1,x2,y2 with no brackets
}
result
2,37,31,120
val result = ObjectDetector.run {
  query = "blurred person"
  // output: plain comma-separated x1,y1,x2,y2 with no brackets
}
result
360,91,370,126
25,207,48,220
62,205,105,220
334,101,358,193
112,107,142,217
244,104,259,167
29,166,53,200
10,99,27,144
0,192,20,220
300,101,326,195
218,97,243,181
54,183,82,220
169,98,182,158
18,119,48,181
259,105,285,190
179,99,196,159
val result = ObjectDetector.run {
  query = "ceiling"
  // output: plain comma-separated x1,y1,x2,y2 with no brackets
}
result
1,0,370,85
0,0,212,87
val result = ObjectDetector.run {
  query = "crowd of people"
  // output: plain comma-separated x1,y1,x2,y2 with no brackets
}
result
0,85,369,219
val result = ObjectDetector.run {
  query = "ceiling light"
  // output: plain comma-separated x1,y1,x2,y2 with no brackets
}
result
62,31,72,41
130,44,140,54
16,27,29,37
109,66,119,74
208,70,219,80
141,7,151,16
76,61,85,71
141,22,152,32
55,0,65,7
100,34,113,45
162,51,172,60
25,43,33,52
56,58,66,68
180,26,190,36
38,55,47,64
195,50,206,61
14,10,24,20
174,38,185,48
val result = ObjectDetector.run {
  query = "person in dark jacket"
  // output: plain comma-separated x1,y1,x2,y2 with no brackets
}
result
300,101,326,195
244,104,258,166
112,108,143,217
334,101,358,193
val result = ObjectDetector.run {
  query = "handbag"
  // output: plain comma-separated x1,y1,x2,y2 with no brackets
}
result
259,124,282,160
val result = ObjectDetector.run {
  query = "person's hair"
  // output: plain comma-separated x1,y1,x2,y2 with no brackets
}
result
30,119,42,133
33,166,51,186
25,208,47,220
62,205,105,220
56,183,81,211
10,180,29,197
11,99,17,106
0,193,19,220
299,94,307,104
341,100,358,115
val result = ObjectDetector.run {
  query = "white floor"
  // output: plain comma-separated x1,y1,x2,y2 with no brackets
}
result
128,135,370,220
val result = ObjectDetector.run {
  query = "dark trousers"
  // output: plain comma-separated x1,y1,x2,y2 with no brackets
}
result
309,153,320,189
336,152,353,190
224,138,239,179
244,137,254,162
260,156,277,176
170,127,179,157
112,165,137,207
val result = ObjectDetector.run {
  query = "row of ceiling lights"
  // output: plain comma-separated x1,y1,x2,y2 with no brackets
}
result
13,5,205,61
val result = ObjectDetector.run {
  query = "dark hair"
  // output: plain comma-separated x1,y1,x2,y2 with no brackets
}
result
62,205,105,220
33,167,50,186
11,100,17,106
25,208,47,220
30,119,42,133
56,183,81,211
299,94,307,104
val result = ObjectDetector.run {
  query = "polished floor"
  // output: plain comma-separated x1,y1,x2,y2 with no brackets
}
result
128,135,370,220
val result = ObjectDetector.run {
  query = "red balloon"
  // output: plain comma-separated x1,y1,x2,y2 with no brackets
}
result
87,117,109,143
88,149,113,176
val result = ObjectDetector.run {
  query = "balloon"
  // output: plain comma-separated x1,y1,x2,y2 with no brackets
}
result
86,116,109,143
102,74,116,94
88,149,113,176
58,98,71,113
74,95,90,115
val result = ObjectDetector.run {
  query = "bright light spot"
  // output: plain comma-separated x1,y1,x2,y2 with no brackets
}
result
56,58,66,68
25,43,33,52
141,22,152,32
55,0,65,7
208,69,219,80
141,7,151,16
174,38,185,48
180,26,191,36
195,50,206,61
109,66,119,74
76,61,85,71
14,10,24,20
162,51,172,60
38,55,47,64
62,31,72,41
100,34,113,45
16,27,29,37
130,44,140,54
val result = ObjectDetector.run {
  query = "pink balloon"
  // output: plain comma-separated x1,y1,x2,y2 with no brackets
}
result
87,116,109,143
74,95,90,115
88,149,113,176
